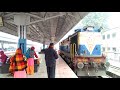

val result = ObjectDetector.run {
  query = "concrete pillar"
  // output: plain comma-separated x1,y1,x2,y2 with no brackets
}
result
18,25,26,39
51,36,55,43
14,14,30,54
18,25,27,54
43,38,45,49
1,42,4,50
43,44,45,49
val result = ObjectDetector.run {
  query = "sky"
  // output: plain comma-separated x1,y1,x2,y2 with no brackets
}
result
107,12,120,29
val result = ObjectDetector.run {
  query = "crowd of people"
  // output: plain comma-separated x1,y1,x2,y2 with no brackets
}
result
0,43,58,78
0,46,39,78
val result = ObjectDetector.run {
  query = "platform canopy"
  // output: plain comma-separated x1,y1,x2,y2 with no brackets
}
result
0,12,89,45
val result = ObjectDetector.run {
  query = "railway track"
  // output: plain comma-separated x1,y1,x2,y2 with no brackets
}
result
106,65,120,78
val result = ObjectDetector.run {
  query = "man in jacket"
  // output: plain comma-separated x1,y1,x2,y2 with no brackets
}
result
44,43,58,78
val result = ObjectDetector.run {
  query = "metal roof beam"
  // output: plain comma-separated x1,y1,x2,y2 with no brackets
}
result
27,14,65,25
25,13,43,19
30,25,44,37
4,20,16,25
4,12,43,20
67,13,79,20
4,13,17,17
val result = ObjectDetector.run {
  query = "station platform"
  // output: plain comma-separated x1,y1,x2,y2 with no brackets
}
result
56,55,78,78
0,54,78,78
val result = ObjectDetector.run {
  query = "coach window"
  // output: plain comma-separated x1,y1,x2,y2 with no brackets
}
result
113,47,116,52
107,47,110,51
102,47,105,52
102,35,105,40
112,33,116,38
107,34,110,39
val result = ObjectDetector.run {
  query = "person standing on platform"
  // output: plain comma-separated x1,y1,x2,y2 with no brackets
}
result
26,46,38,75
9,48,27,77
29,46,38,59
44,43,58,78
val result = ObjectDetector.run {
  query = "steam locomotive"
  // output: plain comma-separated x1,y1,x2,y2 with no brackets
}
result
59,26,110,77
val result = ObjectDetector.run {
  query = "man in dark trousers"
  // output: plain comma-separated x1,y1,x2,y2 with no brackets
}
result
44,43,58,78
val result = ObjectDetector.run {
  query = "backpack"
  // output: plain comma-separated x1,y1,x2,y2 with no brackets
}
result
25,48,34,58
29,50,34,58
25,48,31,58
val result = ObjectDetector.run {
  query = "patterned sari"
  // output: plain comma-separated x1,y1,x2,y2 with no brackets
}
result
9,48,27,75
26,58,34,75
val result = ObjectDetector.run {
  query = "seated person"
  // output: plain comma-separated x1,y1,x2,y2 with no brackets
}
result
0,50,8,66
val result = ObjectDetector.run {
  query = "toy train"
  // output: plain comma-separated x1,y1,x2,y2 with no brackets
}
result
59,26,110,77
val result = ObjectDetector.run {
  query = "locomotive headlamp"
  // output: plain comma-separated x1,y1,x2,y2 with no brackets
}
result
77,62,84,69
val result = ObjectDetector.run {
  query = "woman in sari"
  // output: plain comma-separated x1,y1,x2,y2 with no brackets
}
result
9,48,27,77
26,46,38,75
